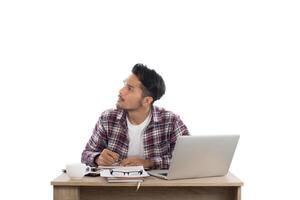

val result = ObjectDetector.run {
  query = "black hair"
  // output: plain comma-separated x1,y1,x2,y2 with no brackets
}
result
132,63,166,103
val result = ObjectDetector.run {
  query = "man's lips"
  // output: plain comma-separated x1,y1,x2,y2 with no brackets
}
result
118,96,124,102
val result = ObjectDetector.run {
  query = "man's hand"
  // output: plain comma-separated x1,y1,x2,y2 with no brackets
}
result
120,157,154,169
95,149,119,166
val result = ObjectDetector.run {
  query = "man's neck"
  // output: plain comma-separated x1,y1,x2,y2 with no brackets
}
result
127,106,151,125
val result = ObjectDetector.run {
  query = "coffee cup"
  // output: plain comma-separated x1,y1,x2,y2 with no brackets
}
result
66,163,91,179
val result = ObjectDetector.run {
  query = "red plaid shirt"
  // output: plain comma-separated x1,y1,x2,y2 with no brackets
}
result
81,106,189,169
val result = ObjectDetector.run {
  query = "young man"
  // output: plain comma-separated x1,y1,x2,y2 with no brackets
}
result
81,64,189,169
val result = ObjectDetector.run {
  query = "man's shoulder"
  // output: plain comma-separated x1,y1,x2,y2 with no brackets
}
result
153,106,181,121
99,108,124,121
153,106,189,134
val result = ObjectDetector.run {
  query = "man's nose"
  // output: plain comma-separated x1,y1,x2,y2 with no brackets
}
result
119,86,126,96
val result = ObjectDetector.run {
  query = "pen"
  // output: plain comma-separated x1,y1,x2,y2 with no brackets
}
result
136,181,142,191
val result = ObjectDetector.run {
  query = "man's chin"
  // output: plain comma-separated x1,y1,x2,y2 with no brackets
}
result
116,103,124,110
116,104,131,112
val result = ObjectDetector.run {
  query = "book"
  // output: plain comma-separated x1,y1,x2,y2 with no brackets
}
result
107,177,144,183
100,165,148,184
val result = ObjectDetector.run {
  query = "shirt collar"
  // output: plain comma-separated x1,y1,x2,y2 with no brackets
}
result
116,108,126,121
151,106,162,122
116,106,162,123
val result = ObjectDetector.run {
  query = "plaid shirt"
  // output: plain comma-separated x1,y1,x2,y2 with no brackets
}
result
81,106,189,169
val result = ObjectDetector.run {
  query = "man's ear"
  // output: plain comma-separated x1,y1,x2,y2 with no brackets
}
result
143,96,153,106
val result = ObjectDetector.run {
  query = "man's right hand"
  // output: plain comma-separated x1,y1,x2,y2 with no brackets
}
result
95,149,120,166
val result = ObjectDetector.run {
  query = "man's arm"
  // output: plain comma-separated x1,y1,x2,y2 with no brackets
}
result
81,117,108,167
150,116,189,169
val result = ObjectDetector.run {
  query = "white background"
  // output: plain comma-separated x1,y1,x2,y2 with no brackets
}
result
0,0,299,199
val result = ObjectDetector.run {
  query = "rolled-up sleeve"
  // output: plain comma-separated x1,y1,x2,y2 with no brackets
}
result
81,116,108,167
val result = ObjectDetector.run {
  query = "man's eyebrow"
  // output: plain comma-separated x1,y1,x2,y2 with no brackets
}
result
123,80,136,88
127,84,135,88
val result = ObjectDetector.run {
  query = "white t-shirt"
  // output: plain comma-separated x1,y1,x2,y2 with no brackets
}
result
126,113,152,159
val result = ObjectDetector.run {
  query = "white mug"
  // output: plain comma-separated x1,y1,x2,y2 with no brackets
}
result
66,163,91,179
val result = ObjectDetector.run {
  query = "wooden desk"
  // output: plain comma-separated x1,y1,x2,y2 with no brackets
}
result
51,172,243,200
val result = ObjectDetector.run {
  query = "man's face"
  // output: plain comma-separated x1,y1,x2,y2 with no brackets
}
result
116,74,145,111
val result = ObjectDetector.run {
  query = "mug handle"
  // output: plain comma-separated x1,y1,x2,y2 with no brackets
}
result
85,166,91,175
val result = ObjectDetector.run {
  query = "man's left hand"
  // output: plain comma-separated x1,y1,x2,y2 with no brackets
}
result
120,157,153,169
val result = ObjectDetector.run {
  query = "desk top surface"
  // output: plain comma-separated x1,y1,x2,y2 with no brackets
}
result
51,172,243,187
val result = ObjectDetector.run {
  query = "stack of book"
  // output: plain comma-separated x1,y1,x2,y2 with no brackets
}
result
106,177,144,183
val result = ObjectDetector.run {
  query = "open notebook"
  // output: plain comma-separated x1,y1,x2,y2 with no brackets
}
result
100,165,149,183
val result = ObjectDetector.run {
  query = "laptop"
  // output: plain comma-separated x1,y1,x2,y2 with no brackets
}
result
148,135,239,180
